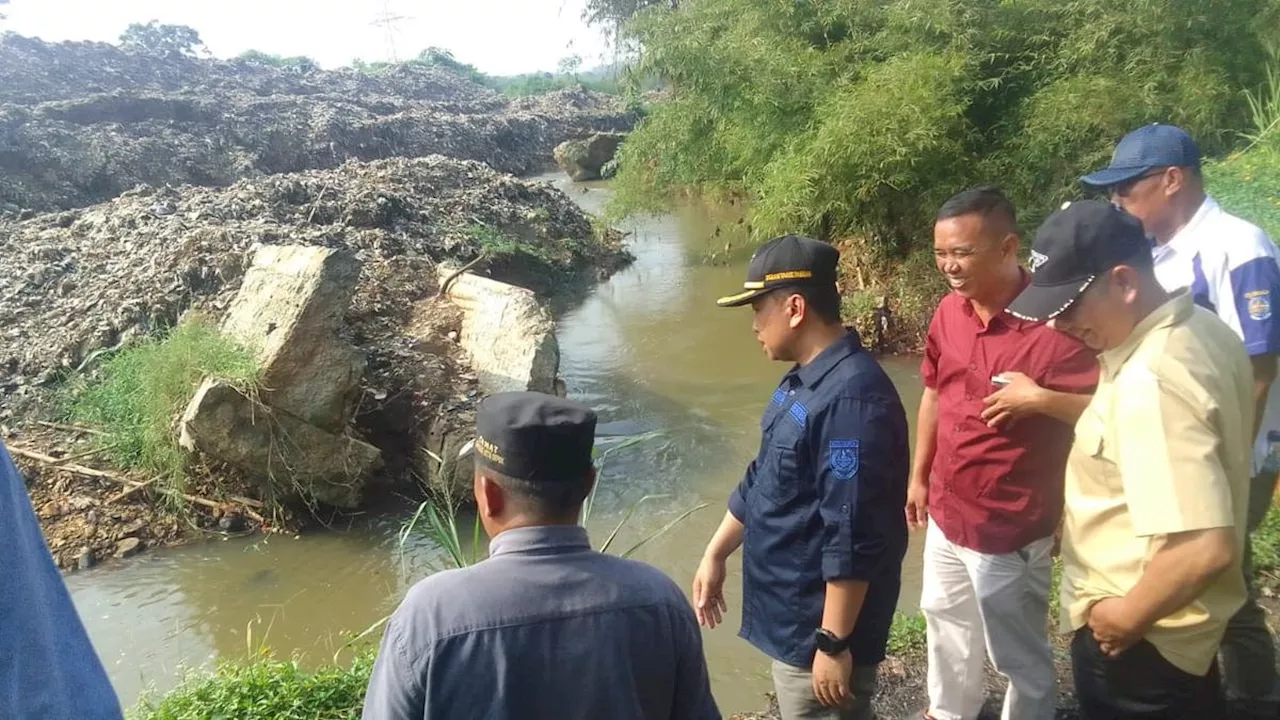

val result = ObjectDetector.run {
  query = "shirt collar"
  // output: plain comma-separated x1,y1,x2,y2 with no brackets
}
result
488,524,592,557
1163,196,1219,256
960,269,1031,332
1098,290,1193,374
794,330,863,388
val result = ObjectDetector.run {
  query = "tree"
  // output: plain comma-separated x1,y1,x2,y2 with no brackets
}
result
119,21,205,57
611,0,1278,251
557,54,583,78
582,0,676,28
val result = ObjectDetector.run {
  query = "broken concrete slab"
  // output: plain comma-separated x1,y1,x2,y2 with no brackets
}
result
554,132,625,182
432,267,559,395
220,245,365,433
178,379,381,509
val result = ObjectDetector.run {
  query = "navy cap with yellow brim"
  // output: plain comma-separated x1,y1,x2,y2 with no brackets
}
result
716,235,840,308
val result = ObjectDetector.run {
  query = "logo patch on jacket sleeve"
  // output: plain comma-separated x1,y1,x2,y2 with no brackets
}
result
1247,290,1272,321
828,439,860,480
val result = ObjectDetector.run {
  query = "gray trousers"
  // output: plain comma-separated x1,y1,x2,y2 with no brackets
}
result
771,660,878,720
1220,471,1280,715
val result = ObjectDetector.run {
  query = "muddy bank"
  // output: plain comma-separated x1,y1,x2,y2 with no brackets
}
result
0,34,638,216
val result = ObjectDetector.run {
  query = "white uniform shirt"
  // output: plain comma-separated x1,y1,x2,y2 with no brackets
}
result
1151,196,1280,473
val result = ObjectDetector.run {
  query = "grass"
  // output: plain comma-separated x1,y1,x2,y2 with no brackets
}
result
130,653,372,720
887,611,928,657
65,317,260,494
1253,503,1280,589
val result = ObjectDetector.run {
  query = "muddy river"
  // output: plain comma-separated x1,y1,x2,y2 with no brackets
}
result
65,174,929,714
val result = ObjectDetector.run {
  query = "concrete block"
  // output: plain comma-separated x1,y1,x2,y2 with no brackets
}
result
179,379,381,509
220,245,365,432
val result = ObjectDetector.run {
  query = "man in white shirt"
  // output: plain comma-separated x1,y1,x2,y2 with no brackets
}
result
1082,123,1280,720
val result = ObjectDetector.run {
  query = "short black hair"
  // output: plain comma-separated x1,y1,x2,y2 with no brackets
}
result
937,186,1018,227
795,284,842,325
485,466,591,520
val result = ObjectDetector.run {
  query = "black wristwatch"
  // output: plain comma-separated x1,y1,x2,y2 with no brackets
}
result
814,628,852,655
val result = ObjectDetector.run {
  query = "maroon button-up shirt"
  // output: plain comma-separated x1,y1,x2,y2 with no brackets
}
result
922,282,1098,555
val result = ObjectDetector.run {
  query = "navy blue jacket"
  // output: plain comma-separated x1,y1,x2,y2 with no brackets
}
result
728,332,909,667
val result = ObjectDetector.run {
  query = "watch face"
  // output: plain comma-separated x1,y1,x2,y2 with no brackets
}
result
814,629,838,653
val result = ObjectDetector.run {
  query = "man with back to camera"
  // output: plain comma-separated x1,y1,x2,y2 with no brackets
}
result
1080,123,1280,719
1008,200,1252,719
692,234,910,720
907,187,1098,720
362,391,720,720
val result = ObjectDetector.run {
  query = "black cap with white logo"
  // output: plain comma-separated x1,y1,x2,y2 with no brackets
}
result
716,234,839,307
1007,200,1150,322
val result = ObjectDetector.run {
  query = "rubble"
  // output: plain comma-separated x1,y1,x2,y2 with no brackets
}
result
0,35,640,215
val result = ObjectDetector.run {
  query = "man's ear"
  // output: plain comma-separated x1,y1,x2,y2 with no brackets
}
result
1164,166,1186,197
999,231,1020,259
477,472,505,519
787,292,806,329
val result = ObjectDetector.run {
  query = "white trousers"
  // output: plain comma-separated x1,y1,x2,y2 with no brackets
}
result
919,519,1055,720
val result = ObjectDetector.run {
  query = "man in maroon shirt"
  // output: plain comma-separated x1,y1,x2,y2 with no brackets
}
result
905,187,1098,720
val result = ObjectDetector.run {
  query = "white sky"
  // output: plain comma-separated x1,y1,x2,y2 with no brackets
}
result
0,0,615,75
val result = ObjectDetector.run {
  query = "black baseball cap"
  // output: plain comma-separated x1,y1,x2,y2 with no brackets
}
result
716,234,839,307
1007,201,1150,322
474,391,596,483
1080,123,1201,189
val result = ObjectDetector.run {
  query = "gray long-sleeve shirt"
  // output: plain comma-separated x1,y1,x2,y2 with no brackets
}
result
362,524,721,720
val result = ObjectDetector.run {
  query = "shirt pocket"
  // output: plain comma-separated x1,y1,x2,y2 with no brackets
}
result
1071,414,1121,491
755,441,804,506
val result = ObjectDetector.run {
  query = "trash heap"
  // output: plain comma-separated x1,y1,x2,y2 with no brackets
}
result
0,34,639,215
0,154,630,471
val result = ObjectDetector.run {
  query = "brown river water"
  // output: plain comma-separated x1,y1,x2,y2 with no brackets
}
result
65,173,928,714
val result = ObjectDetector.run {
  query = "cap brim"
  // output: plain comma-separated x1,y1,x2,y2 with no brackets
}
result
1007,277,1096,323
1079,166,1149,189
716,286,772,307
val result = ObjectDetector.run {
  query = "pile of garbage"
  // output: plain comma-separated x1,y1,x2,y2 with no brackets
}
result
0,155,630,425
0,34,639,215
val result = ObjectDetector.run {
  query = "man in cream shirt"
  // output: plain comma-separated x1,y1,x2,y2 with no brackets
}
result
1008,201,1250,719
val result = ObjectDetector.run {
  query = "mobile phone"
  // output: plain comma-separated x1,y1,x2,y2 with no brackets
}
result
991,375,1011,387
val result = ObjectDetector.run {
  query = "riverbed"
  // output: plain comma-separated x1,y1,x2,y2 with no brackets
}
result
65,174,928,714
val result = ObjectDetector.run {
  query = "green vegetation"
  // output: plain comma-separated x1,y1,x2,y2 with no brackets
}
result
1252,504,1280,589
1206,50,1280,241
347,47,626,97
607,0,1280,328
65,318,259,493
886,611,927,656
119,21,206,57
131,653,372,720
235,50,320,74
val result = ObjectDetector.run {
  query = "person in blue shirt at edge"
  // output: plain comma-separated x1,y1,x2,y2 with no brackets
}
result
693,235,910,720
362,391,720,720
0,441,123,719
1080,123,1280,720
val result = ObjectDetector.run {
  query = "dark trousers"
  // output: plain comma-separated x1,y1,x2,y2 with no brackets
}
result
1071,628,1226,720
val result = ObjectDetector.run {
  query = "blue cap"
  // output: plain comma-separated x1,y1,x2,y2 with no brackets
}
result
1079,123,1201,189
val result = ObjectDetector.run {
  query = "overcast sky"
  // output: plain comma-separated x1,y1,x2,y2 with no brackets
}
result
0,0,614,75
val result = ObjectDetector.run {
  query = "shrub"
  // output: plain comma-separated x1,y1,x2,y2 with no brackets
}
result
611,0,1278,249
131,653,372,720
66,318,259,493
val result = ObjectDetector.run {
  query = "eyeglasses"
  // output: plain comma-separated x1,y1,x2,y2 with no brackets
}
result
1107,168,1170,198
